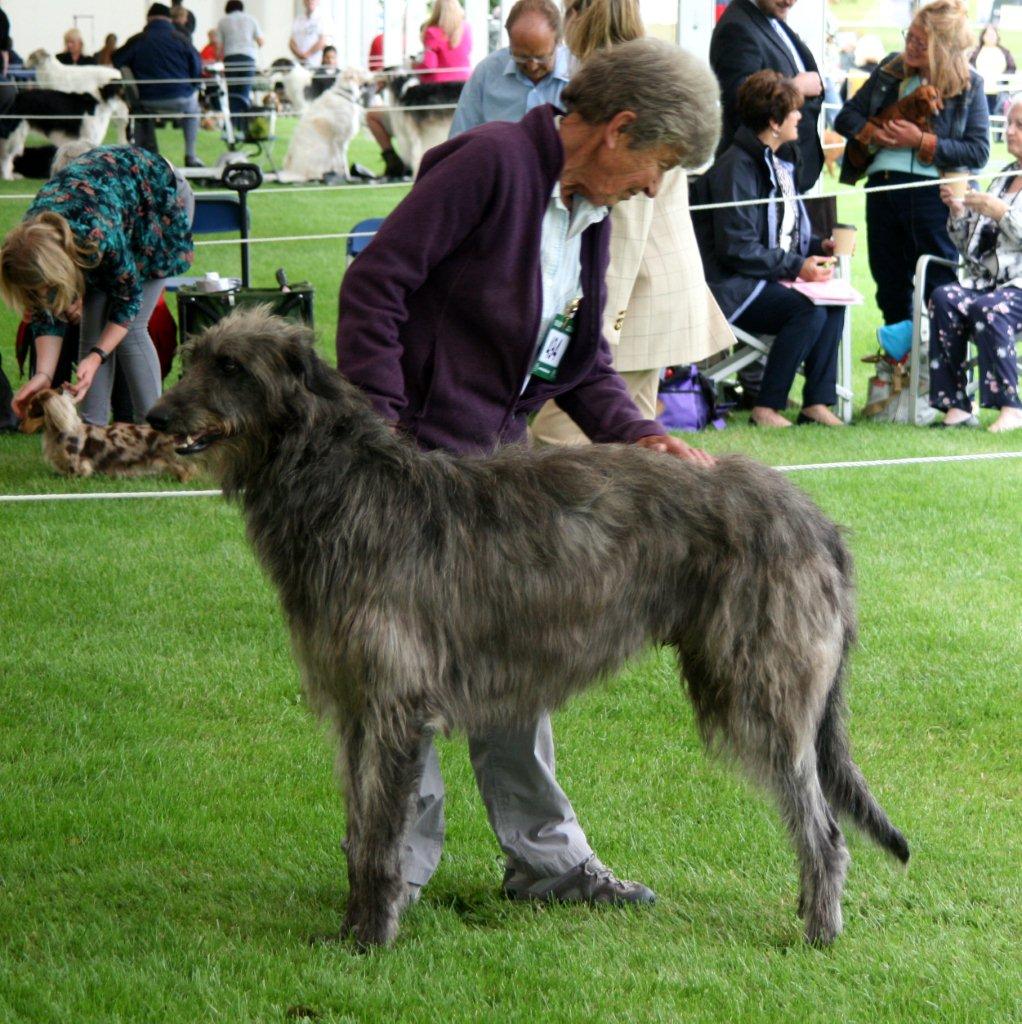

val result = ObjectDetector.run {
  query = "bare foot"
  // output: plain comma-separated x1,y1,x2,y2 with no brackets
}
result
750,406,791,428
988,407,1022,433
799,404,844,426
943,408,974,426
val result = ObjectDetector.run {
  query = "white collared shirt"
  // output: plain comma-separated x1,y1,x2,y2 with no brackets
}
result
769,17,806,75
523,182,608,392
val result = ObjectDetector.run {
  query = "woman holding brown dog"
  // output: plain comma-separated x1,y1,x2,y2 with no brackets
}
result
834,0,989,329
1,145,194,426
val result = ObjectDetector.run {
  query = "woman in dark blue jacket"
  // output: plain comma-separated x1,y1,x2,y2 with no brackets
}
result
834,0,989,327
692,70,843,427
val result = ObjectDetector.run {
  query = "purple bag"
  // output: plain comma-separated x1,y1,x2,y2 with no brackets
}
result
657,364,727,432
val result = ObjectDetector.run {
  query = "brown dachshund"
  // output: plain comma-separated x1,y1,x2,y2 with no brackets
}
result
843,84,944,181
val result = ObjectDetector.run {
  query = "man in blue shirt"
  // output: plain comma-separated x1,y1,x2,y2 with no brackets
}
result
450,0,570,137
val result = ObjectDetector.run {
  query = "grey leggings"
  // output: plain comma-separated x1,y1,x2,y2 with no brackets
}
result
77,169,195,425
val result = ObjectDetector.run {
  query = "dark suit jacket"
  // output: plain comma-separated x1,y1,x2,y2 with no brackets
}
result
709,0,824,192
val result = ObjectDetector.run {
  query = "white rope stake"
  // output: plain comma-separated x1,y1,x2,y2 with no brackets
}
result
3,450,1021,503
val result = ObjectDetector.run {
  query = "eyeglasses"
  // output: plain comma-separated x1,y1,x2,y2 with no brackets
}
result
510,51,556,67
902,29,927,50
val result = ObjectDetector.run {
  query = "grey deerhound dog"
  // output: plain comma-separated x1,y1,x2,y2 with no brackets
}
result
147,309,909,949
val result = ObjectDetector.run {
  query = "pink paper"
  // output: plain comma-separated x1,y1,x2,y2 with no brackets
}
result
779,278,864,305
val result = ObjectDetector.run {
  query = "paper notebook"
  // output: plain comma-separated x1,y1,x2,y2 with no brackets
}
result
779,278,865,306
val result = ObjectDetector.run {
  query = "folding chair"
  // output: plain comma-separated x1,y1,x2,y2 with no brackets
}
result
346,217,385,266
908,252,1022,423
701,255,855,423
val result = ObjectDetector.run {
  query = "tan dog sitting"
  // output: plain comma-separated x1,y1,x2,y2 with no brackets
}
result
843,83,944,181
24,388,197,480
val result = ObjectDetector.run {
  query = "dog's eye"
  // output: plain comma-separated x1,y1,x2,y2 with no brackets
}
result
218,356,241,375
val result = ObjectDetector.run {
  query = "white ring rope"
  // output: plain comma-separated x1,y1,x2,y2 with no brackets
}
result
0,158,1009,215
0,102,459,120
3,450,1021,504
4,67,472,87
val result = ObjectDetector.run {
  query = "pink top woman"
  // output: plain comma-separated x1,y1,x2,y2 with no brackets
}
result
416,23,472,82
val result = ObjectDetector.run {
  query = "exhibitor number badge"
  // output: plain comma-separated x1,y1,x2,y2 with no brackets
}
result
531,298,581,382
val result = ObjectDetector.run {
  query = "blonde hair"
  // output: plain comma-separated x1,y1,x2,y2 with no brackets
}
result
912,0,974,98
63,27,83,48
564,0,644,62
425,0,465,49
0,212,97,320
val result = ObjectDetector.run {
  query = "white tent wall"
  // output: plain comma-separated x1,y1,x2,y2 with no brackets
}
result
4,1,826,79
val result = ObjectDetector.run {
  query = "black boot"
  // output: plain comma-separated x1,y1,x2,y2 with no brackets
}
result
381,148,411,181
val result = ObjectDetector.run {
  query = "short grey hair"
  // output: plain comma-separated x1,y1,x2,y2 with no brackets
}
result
560,37,721,168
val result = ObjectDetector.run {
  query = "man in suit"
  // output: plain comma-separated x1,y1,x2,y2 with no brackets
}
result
710,0,824,193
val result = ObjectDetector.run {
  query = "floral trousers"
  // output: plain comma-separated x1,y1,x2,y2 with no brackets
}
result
927,283,1022,412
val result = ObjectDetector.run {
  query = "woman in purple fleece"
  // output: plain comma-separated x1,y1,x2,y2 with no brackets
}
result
336,38,720,912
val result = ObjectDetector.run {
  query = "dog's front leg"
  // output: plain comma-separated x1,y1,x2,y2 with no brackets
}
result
340,711,424,949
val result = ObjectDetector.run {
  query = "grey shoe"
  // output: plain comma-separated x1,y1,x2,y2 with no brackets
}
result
502,856,656,906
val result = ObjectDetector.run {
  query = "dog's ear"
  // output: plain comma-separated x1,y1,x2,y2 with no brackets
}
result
285,339,344,400
24,389,53,419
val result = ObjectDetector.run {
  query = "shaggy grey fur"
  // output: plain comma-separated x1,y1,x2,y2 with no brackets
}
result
147,309,909,950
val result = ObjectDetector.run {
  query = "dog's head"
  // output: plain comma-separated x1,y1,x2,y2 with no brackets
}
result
25,49,52,69
146,307,349,465
24,387,81,434
902,84,943,124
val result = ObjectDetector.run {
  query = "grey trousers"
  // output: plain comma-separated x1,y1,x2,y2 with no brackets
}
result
77,169,194,426
133,92,200,161
402,713,594,886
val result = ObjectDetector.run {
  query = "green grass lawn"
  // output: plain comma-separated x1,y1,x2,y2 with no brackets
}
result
1,121,1021,1023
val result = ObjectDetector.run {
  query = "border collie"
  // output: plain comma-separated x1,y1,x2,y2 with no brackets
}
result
0,87,127,179
384,76,464,177
25,50,123,99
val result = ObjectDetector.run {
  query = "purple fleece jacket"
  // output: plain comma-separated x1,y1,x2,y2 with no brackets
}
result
335,104,662,455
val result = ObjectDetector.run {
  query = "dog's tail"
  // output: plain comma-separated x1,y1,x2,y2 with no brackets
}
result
816,650,910,864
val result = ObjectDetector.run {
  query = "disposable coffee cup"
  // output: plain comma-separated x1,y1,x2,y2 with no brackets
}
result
831,224,856,257
941,171,969,199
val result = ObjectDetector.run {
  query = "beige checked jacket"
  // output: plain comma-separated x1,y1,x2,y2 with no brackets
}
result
603,166,733,373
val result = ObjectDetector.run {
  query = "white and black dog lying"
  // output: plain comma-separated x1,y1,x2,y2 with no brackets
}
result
0,86,127,179
383,75,464,177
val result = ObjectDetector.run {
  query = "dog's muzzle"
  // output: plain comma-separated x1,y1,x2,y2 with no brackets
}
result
146,408,223,455
170,431,223,456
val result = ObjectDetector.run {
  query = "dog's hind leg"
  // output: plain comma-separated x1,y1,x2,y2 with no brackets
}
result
772,744,850,946
680,651,848,945
340,710,425,949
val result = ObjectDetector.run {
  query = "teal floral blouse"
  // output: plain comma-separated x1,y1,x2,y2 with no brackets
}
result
27,145,194,337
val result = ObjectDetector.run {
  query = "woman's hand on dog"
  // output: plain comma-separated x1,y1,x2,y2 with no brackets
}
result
12,373,52,420
634,434,716,467
68,351,102,404
872,118,924,149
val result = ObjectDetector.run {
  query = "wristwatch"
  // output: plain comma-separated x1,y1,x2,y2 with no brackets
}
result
88,346,110,364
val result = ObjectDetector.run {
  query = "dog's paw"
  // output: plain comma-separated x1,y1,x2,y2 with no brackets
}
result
803,903,843,947
341,906,399,950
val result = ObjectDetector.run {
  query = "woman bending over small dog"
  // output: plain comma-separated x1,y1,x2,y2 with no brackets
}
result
929,97,1022,432
1,145,194,425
